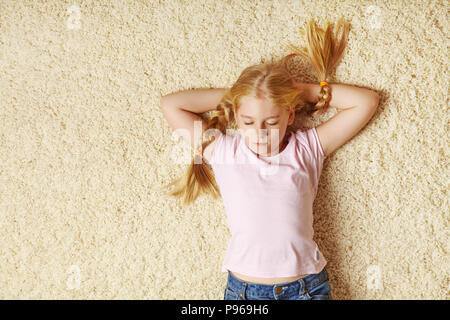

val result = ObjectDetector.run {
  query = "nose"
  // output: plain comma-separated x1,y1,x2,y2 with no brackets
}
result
256,128,268,142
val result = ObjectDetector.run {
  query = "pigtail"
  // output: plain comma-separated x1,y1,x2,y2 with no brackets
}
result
285,18,350,117
163,96,234,205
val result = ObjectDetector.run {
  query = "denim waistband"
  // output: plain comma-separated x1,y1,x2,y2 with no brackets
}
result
226,267,329,299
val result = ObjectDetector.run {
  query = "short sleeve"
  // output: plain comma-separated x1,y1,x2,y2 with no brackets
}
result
295,127,326,197
309,127,326,160
209,130,225,165
208,129,240,166
296,127,326,162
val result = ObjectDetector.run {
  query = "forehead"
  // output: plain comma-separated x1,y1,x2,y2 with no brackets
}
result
239,96,279,117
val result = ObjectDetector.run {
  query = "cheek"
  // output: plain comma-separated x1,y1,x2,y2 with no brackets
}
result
268,128,284,143
240,128,260,141
239,129,256,146
240,129,253,140
239,127,285,145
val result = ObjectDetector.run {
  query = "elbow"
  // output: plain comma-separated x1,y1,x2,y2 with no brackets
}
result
160,95,168,110
366,92,379,119
369,91,380,109
160,94,180,110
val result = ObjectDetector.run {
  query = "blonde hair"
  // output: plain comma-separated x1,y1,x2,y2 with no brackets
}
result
163,18,350,205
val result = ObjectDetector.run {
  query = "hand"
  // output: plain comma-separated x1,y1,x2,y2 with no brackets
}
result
292,80,305,91
294,82,323,105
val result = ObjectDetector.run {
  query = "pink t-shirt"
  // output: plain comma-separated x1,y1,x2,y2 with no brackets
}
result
209,127,327,278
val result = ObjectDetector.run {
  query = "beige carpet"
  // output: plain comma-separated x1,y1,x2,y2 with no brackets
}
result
0,0,448,300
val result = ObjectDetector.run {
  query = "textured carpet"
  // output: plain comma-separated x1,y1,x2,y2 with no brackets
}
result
0,0,447,299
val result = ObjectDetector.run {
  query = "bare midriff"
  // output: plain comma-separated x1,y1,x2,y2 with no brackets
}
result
231,271,310,285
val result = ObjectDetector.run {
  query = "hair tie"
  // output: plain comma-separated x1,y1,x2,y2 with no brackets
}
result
194,144,203,157
319,81,329,87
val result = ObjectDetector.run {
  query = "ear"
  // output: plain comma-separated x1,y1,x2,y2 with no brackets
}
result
287,109,295,125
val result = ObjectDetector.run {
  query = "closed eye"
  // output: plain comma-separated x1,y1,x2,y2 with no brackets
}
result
244,122,278,126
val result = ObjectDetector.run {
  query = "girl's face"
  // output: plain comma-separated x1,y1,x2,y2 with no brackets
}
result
235,96,295,156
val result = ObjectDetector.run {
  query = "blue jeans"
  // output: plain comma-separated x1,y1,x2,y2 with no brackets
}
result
224,267,332,300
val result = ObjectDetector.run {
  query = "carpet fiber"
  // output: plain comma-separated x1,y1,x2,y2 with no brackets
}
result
0,0,448,299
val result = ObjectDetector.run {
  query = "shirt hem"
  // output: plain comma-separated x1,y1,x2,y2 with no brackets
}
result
221,258,327,278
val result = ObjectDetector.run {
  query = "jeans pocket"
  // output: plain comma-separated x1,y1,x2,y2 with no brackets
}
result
224,288,241,300
308,280,332,300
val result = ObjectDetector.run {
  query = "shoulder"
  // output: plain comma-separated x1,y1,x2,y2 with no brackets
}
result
203,136,219,165
203,129,239,165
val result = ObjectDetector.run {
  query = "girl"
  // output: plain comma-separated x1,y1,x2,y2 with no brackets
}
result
160,18,379,300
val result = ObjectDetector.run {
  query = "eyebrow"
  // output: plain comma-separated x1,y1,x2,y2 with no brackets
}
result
241,114,280,120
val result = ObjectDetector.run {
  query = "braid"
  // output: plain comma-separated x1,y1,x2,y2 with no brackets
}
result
205,100,234,139
284,18,350,117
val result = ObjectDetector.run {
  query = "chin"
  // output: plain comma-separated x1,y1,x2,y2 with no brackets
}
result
253,144,274,154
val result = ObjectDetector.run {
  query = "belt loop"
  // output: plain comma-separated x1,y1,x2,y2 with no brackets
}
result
297,278,306,296
241,282,247,300
321,267,328,283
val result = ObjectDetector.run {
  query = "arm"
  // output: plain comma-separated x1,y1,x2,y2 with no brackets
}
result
295,82,379,157
160,88,228,113
160,88,227,150
295,82,378,111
